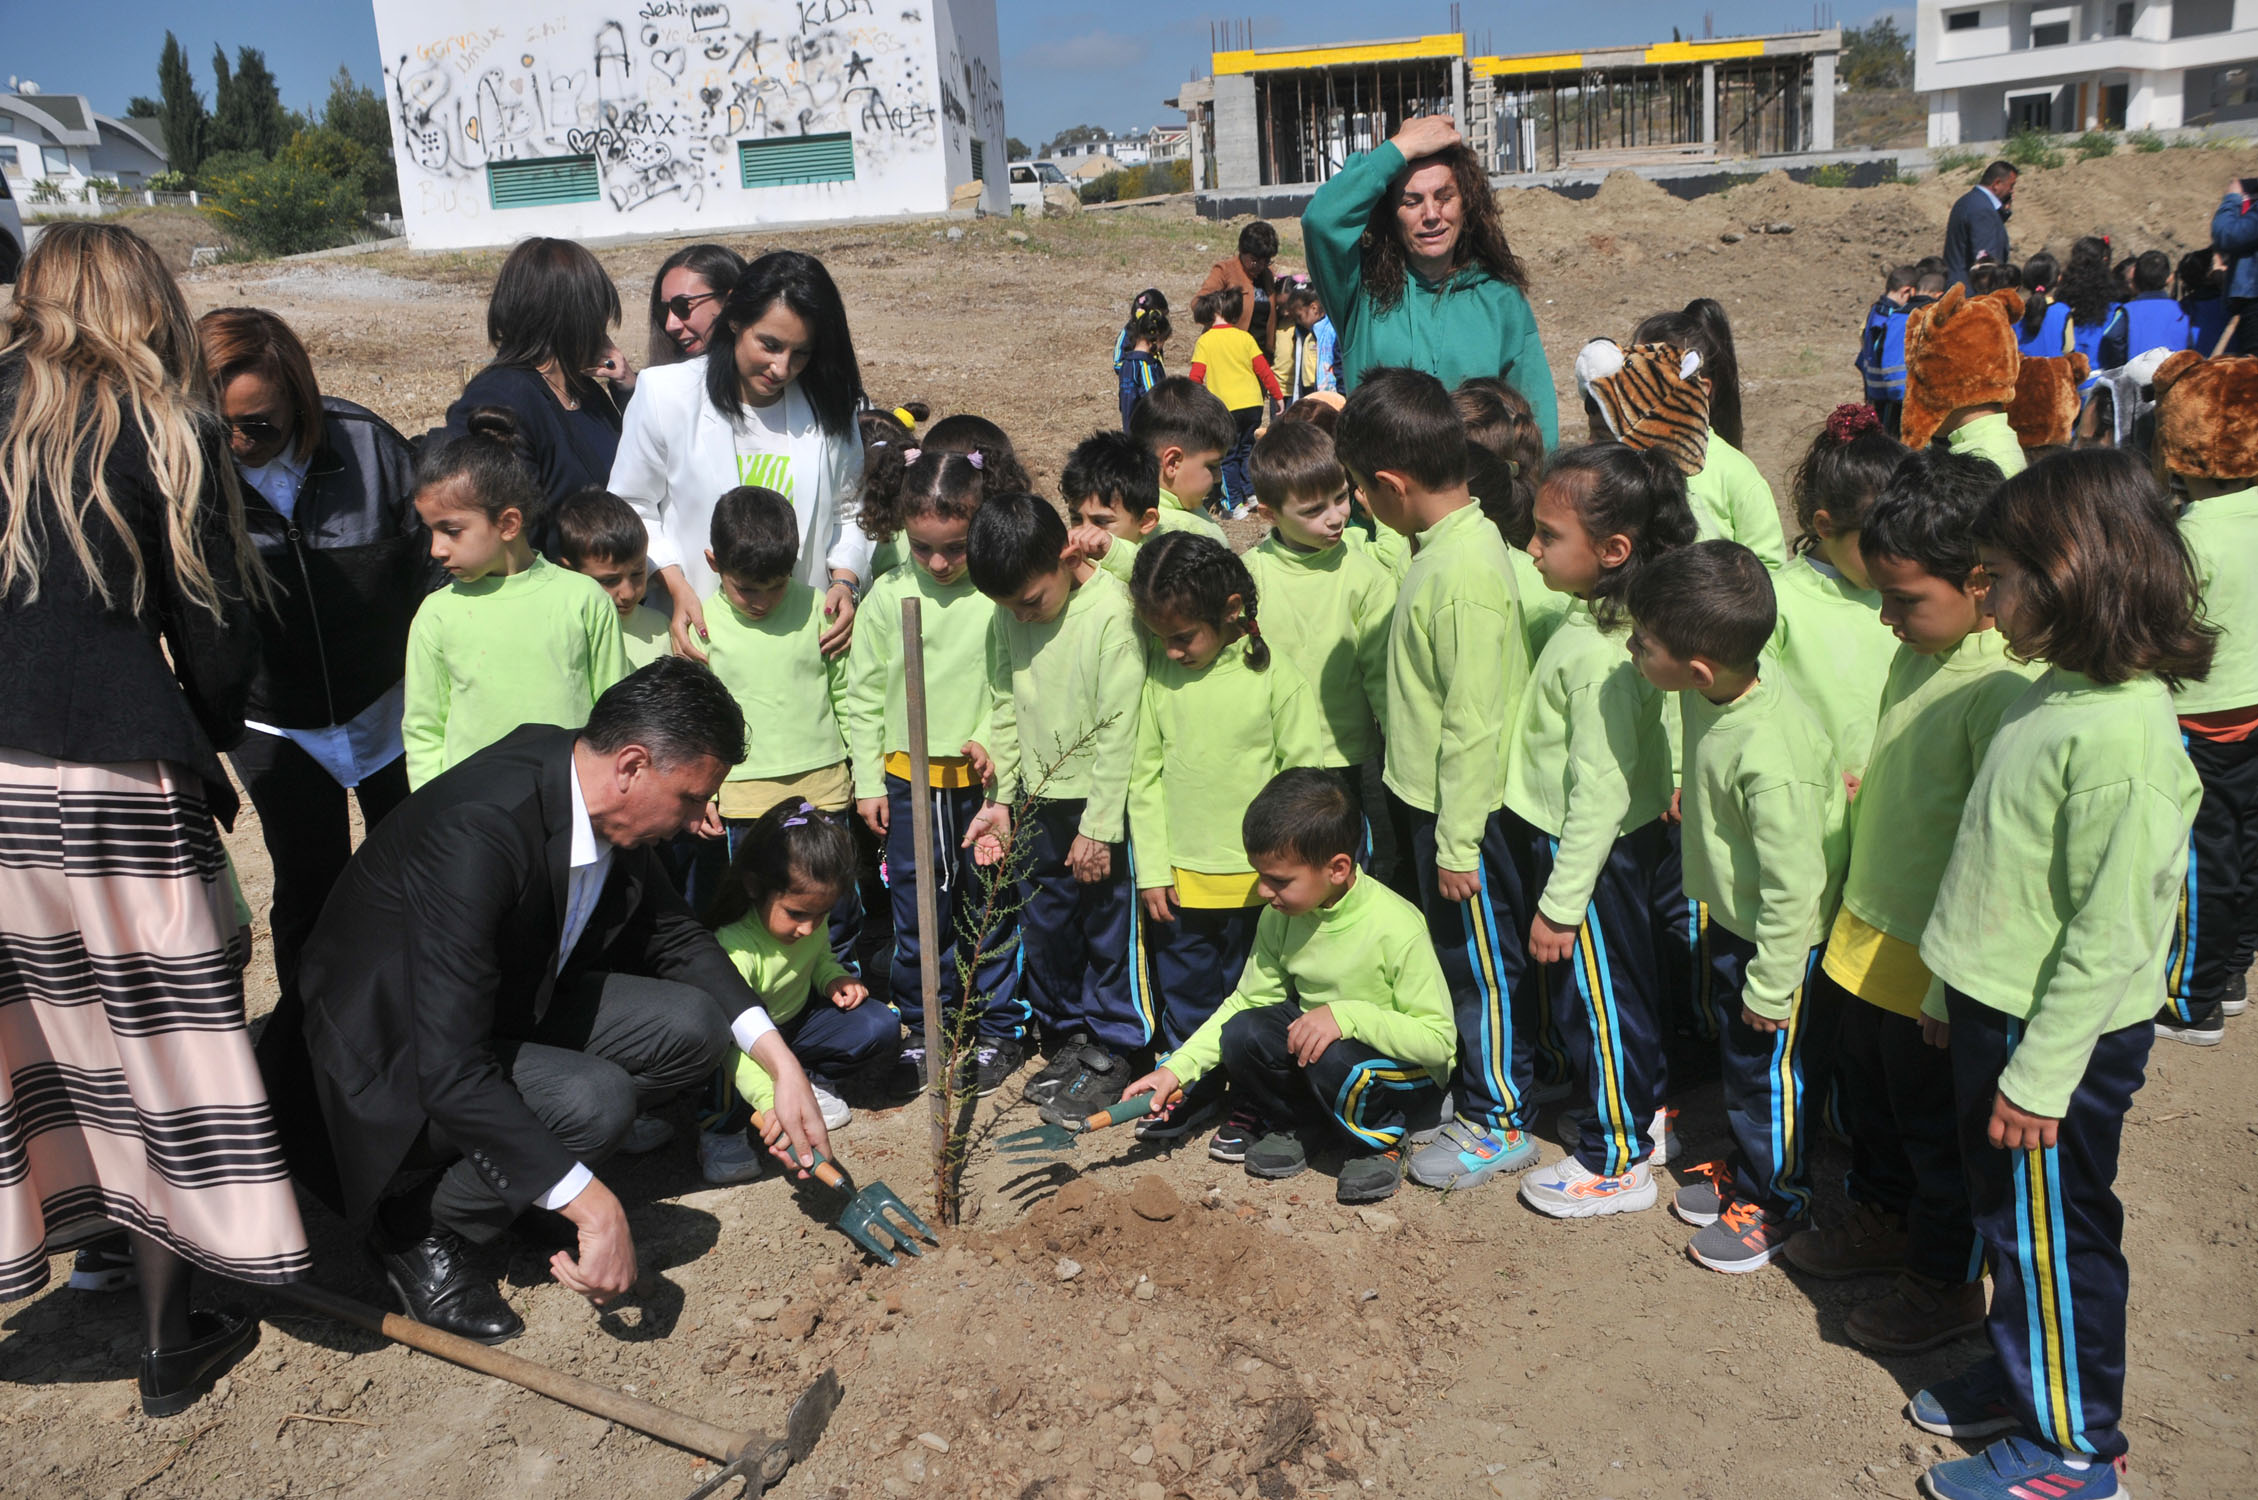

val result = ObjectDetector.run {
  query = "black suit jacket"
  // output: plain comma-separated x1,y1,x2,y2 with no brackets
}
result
1943,186,2012,291
267,724,756,1224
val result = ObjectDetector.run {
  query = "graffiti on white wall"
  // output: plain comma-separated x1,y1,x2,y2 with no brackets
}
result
384,0,946,218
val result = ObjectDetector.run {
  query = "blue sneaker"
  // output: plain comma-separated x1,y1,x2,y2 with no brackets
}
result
1907,1358,2024,1440
1406,1117,1541,1190
1920,1437,2125,1500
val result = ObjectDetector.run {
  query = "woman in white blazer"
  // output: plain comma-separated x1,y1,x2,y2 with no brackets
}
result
609,250,871,659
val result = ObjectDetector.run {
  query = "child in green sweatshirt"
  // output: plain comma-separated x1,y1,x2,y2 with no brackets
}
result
1130,377,1233,535
1503,444,1695,1219
1767,407,1910,785
1908,450,2209,1500
1458,379,1571,659
1627,541,1849,1273
845,448,1021,1093
1126,532,1325,1143
964,493,1148,1108
555,488,673,670
1788,448,2039,1354
1338,368,1536,1186
1123,770,1455,1204
403,418,627,790
1059,429,1202,589
1241,422,1395,832
694,802,895,1186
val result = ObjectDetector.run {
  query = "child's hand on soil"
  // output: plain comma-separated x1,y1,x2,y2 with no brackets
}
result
858,796,889,837
1285,1004,1342,1065
962,801,1011,864
1528,913,1577,965
1987,1089,2058,1151
1066,834,1111,884
1741,1005,1784,1034
1140,885,1179,924
1122,1065,1181,1112
826,976,867,1009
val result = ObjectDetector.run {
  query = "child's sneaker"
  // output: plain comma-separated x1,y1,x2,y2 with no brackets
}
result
1406,1118,1541,1190
1208,1106,1263,1164
1670,1160,1736,1227
972,1038,1025,1097
1780,1200,1907,1278
2154,1002,2225,1046
1919,1437,2124,1500
1133,1092,1221,1142
1906,1357,2025,1439
1686,1201,1805,1272
697,1127,766,1186
620,1114,676,1153
810,1082,852,1132
1845,1272,1987,1355
1025,1038,1129,1113
1517,1156,1658,1218
1022,1034,1095,1106
1244,1130,1308,1179
2223,972,2249,1017
1336,1147,1403,1204
68,1235,138,1292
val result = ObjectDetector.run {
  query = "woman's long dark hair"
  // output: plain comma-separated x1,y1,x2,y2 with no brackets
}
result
1636,300,1743,450
2018,250,2061,341
2057,237,2116,330
646,242,746,366
487,237,622,402
1358,143,1528,311
702,250,863,438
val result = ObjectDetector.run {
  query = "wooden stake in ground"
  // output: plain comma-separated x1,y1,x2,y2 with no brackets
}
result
899,597,952,1226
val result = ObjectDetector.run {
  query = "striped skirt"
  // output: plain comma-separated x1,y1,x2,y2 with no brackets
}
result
0,748,309,1300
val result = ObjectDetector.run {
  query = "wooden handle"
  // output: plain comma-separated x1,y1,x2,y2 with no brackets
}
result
749,1109,851,1191
266,1280,753,1461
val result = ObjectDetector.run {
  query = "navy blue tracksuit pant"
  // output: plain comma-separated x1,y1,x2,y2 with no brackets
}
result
1837,996,1981,1284
1948,988,2149,1463
1653,822,1730,1043
707,989,903,1131
1709,926,1819,1222
2167,732,2258,1020
1143,898,1260,1052
1019,798,1143,1054
1390,793,1535,1134
1218,1001,1444,1153
1504,812,1665,1175
884,775,1024,1040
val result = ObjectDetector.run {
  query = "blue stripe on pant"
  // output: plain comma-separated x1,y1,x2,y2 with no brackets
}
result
1018,799,1144,1053
1388,792,1533,1133
1947,987,2148,1463
1708,925,1818,1221
2168,732,2258,1019
1217,1000,1444,1152
1513,813,1665,1175
883,774,1024,1040
1836,996,1981,1283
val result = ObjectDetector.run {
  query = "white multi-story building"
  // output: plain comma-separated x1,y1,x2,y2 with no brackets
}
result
1916,0,2258,143
0,94,168,196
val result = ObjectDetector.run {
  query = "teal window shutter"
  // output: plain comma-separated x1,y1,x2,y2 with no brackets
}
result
487,154,600,209
739,133,856,189
970,139,986,181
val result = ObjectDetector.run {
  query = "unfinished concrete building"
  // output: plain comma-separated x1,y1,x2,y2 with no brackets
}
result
1172,29,1841,190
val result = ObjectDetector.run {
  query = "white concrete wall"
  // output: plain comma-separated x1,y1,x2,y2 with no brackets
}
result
376,0,995,249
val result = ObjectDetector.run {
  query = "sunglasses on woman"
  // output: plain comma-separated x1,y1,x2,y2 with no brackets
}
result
663,291,721,322
226,417,283,443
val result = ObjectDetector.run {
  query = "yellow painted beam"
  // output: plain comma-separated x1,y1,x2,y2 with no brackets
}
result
1643,39,1766,62
1212,34,1465,75
1473,52,1584,76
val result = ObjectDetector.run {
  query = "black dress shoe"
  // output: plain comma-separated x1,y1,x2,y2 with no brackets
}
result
140,1308,259,1418
374,1229,524,1344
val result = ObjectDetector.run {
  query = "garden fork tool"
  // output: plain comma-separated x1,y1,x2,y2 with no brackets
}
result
752,1109,938,1266
998,1093,1173,1163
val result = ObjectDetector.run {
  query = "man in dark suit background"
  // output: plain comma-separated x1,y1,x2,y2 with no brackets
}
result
272,660,832,1342
1944,160,2018,291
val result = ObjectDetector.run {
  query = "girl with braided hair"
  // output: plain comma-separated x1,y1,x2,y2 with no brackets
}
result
1126,532,1326,1147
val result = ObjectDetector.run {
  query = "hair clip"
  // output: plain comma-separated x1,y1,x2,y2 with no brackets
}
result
964,452,985,471
779,798,816,829
892,406,920,428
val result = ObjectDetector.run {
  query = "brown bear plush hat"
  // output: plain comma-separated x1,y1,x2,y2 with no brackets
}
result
2007,352,2090,451
2153,351,2258,480
1901,286,2026,450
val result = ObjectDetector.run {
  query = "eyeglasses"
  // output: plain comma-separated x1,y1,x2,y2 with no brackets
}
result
663,291,721,322
226,418,283,442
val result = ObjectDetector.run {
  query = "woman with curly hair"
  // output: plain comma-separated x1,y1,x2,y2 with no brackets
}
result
1302,114,1558,445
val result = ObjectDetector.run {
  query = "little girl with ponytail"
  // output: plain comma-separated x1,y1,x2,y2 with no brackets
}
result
1124,532,1325,1141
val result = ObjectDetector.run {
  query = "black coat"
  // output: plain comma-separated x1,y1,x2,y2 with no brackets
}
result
435,365,625,559
1943,186,2012,292
240,397,437,728
267,725,759,1224
0,363,258,824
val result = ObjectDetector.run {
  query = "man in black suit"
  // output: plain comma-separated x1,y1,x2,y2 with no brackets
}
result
279,660,833,1341
1943,160,2017,292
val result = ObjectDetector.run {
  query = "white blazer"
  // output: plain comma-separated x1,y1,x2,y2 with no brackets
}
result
607,357,871,599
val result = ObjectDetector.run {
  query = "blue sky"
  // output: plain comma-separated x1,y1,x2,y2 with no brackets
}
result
6,0,1899,151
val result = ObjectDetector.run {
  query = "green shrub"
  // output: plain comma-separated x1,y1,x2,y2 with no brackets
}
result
1078,159,1191,204
2071,129,2116,161
1809,162,1854,188
2005,126,2064,170
1929,146,1984,174
201,156,367,257
146,170,192,193
2127,129,2167,152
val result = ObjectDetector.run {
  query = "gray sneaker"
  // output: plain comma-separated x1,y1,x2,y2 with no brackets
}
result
1407,1117,1542,1190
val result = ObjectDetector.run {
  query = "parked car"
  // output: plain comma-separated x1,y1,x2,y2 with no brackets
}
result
1009,159,1069,214
0,173,22,283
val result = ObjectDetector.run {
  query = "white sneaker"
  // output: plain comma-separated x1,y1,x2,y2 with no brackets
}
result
621,1114,676,1154
812,1083,851,1131
698,1127,766,1185
1517,1155,1658,1219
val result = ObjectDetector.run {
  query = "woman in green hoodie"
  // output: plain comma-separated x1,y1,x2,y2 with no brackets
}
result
1303,114,1559,446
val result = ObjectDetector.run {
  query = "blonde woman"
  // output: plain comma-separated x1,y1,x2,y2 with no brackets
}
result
0,223,310,1415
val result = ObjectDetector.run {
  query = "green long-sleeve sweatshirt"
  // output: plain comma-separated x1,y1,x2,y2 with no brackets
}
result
2175,488,2258,714
983,570,1146,845
1945,412,2028,478
1920,669,2201,1117
402,557,628,789
703,582,850,781
1503,603,1673,924
1094,492,1228,584
1509,547,1573,659
718,912,853,1111
1765,556,1896,779
1685,432,1788,570
1302,140,1560,446
845,562,994,800
1381,504,1530,871
1679,677,1850,1019
1164,873,1458,1087
1128,637,1325,888
1244,534,1397,766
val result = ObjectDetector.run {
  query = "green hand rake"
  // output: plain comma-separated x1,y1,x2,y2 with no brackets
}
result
998,1094,1169,1163
754,1110,938,1266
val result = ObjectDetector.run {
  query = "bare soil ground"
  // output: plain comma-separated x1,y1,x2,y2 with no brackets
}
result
5,146,2257,1500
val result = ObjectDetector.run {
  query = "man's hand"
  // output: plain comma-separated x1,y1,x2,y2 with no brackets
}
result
858,796,889,837
749,1031,832,1173
1140,885,1179,924
1067,834,1112,884
1389,114,1461,160
1920,1015,1951,1049
1286,1004,1343,1066
1741,1004,1784,1035
826,975,868,1009
818,581,858,658
1436,865,1481,904
1121,1065,1182,1112
551,1177,637,1305
1529,912,1578,966
962,801,1011,866
1987,1090,2059,1151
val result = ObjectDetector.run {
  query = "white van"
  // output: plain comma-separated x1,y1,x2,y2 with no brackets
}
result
1009,159,1069,214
